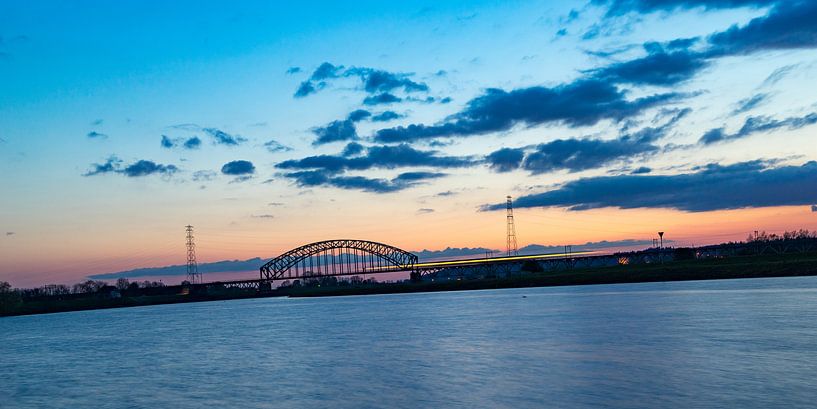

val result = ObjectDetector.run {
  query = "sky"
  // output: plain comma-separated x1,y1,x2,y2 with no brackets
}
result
1,0,816,287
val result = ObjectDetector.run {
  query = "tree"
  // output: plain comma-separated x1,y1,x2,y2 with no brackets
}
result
116,278,130,291
0,281,22,315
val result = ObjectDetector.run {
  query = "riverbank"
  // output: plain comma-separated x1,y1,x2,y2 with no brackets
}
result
4,252,817,317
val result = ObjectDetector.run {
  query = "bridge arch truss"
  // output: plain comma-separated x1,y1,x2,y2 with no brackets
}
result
259,239,419,282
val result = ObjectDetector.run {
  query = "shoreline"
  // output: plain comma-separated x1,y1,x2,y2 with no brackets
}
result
4,252,817,317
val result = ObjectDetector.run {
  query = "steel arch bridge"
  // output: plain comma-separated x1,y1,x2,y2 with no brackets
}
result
259,239,419,282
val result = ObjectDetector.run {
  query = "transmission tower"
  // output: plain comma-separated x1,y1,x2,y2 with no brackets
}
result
185,225,201,284
506,196,518,257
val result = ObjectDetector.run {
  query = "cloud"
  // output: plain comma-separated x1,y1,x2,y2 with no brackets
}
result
286,66,301,74
311,62,344,80
183,136,201,149
192,170,217,182
374,80,682,143
593,0,777,17
84,156,178,178
312,119,358,145
345,67,429,94
284,170,446,193
706,2,817,56
485,107,688,174
363,93,402,105
631,166,652,174
162,135,202,149
482,160,817,212
91,119,104,126
372,111,403,122
294,62,429,99
89,257,267,279
732,93,769,115
486,148,525,172
812,205,817,212
762,64,799,86
341,142,365,156
523,137,659,173
263,139,291,153
347,109,372,122
87,131,108,139
294,81,317,97
221,160,256,175
417,208,435,214
83,156,122,176
6,232,15,236
121,160,179,177
277,144,476,173
160,135,174,148
204,128,247,146
699,112,817,144
592,47,708,86
252,214,275,219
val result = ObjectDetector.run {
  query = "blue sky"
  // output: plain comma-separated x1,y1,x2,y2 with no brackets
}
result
1,0,816,286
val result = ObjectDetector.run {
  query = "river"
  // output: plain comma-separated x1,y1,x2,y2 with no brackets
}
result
2,276,817,408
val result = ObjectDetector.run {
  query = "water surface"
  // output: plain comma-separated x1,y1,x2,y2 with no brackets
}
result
3,276,817,408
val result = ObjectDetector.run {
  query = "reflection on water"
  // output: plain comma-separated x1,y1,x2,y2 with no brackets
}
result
3,276,817,408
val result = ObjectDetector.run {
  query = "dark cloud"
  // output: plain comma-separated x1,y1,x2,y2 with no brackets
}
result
522,137,659,173
263,139,291,153
311,62,344,80
631,166,652,174
84,156,178,178
87,131,107,139
91,119,104,126
486,148,525,172
374,80,682,143
277,144,476,173
183,136,201,149
592,48,708,86
812,205,817,212
204,128,247,146
345,67,429,94
6,232,15,236
341,142,365,157
417,208,435,214
312,119,358,145
286,66,301,74
372,111,402,122
284,170,446,193
221,160,256,175
482,160,817,212
122,160,179,177
363,93,402,105
83,157,121,176
486,108,688,174
252,214,275,219
593,0,777,17
732,93,769,115
699,112,817,144
294,81,317,98
347,109,372,122
162,135,202,149
160,135,174,148
706,2,817,56
294,62,429,99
